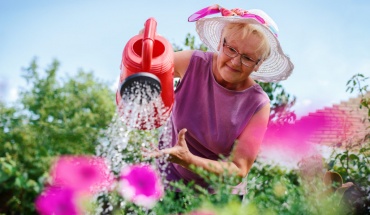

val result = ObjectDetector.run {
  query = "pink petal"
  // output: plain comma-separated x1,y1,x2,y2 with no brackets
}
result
35,186,79,215
118,164,163,208
51,155,114,193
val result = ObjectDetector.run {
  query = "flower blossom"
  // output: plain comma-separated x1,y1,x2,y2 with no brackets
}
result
50,155,114,193
35,186,80,215
118,164,163,208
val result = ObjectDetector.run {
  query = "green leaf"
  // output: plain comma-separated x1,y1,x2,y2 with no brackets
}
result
348,154,359,161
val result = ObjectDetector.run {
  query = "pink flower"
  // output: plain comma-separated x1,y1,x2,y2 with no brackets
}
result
35,186,80,215
220,8,235,16
118,164,163,208
231,8,248,16
50,155,114,193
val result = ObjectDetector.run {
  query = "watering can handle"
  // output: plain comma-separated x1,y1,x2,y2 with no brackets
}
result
142,18,157,72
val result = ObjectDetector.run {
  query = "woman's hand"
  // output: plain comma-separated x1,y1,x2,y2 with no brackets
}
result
163,128,193,167
143,128,193,168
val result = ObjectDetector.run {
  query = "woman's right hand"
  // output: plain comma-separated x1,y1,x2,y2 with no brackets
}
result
142,128,194,168
162,128,193,168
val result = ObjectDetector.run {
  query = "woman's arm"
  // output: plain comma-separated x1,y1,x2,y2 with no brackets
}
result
159,103,270,178
230,103,270,177
173,50,194,79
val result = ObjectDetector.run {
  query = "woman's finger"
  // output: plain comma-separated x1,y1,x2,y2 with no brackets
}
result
142,150,162,158
177,128,187,146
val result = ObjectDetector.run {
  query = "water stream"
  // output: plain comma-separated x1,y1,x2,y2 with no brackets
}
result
95,83,172,214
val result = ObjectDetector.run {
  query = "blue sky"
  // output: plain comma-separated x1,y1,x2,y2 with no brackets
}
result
1,0,369,117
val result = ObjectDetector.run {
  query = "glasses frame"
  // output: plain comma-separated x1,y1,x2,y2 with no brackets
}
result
222,38,260,68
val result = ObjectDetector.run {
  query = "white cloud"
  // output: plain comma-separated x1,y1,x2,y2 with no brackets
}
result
302,99,312,106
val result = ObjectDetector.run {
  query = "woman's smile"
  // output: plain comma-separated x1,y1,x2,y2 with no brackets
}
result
226,64,240,73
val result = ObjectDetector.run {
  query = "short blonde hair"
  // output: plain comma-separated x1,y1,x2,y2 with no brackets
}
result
222,23,271,60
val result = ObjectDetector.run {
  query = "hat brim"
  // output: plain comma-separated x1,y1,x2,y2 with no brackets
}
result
196,16,294,82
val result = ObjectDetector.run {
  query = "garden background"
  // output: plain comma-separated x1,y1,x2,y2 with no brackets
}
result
1,1,369,214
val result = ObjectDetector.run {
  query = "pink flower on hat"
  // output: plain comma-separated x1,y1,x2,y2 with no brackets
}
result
35,186,80,215
50,155,114,193
118,164,163,208
219,7,234,16
217,6,249,17
230,8,248,16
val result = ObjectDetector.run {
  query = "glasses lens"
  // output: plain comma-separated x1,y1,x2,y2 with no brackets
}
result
240,56,254,67
223,45,237,58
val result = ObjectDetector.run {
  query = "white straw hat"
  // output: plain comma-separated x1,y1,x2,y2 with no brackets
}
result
188,4,294,82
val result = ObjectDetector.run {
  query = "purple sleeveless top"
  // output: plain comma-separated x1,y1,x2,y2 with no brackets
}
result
163,51,270,188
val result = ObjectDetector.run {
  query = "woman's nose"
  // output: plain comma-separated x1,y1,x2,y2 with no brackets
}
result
230,55,241,66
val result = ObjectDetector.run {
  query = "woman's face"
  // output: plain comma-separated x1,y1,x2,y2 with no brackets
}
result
215,28,263,90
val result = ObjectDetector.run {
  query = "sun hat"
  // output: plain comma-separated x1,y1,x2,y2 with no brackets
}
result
188,4,294,82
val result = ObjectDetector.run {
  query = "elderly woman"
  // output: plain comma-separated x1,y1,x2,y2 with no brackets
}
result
153,4,294,190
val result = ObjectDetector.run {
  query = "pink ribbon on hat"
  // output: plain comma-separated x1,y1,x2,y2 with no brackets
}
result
188,4,265,23
188,4,278,37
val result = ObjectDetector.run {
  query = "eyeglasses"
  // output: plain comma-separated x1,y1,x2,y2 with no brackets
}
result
222,38,260,68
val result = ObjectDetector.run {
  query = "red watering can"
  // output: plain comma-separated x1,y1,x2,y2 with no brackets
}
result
116,17,174,129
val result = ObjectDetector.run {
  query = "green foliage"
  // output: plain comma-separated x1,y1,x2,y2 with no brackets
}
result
20,59,115,154
337,73,369,183
173,33,208,52
346,73,369,96
245,161,347,215
346,73,370,119
330,149,370,185
326,73,370,214
0,58,116,214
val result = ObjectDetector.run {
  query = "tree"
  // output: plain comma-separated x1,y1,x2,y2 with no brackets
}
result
0,58,116,214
